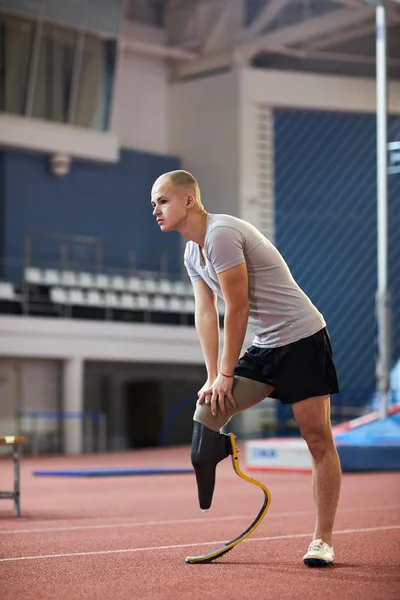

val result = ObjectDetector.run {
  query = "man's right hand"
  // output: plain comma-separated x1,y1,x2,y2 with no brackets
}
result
197,378,217,407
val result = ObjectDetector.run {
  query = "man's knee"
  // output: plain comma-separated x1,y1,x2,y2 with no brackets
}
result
301,426,335,461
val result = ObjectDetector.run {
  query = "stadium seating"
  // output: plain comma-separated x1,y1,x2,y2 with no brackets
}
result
0,267,225,325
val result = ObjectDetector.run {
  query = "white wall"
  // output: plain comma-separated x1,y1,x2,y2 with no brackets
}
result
0,358,61,442
111,23,170,154
240,68,400,114
168,71,241,216
0,316,204,363
111,50,169,154
0,315,253,363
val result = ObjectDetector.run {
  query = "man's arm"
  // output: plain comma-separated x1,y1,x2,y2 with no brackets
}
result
192,279,220,381
196,262,249,417
218,262,249,376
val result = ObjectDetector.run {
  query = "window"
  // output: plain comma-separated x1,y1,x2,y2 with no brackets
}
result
0,4,119,131
0,14,34,115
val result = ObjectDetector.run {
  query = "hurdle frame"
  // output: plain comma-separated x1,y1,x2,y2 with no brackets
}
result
0,436,26,516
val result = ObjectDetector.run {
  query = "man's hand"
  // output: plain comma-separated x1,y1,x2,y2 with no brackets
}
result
198,373,236,417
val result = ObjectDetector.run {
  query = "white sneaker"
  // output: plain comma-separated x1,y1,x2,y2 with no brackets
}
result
303,539,335,567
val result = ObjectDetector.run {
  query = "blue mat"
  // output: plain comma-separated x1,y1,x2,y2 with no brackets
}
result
33,468,194,477
335,412,400,471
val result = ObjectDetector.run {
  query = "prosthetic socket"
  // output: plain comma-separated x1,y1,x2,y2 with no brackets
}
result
191,421,232,510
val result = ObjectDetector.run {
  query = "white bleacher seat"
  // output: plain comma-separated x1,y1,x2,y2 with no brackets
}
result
86,290,103,306
183,298,195,313
127,277,142,293
173,281,186,296
105,291,120,308
43,269,60,285
0,282,15,300
158,279,173,295
120,293,135,309
69,289,86,305
143,278,158,294
185,282,194,297
152,295,168,311
50,287,68,304
61,270,77,286
25,267,42,284
168,297,183,312
136,294,151,310
78,272,94,288
94,274,109,289
111,275,126,291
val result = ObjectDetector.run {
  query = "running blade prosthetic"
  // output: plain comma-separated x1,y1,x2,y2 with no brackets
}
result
185,433,271,564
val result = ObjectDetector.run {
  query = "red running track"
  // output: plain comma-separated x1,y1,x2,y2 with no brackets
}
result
0,444,399,600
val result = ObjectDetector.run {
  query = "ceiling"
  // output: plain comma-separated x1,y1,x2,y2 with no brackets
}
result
127,0,400,80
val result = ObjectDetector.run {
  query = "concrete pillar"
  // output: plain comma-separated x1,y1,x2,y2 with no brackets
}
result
62,357,84,454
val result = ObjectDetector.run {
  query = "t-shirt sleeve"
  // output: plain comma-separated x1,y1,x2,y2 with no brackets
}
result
184,245,202,283
205,226,245,274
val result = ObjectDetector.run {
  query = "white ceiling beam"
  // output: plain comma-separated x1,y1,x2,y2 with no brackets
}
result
122,39,196,60
237,6,374,61
201,0,234,53
242,0,284,40
306,21,375,49
266,44,400,66
334,0,366,7
176,50,235,78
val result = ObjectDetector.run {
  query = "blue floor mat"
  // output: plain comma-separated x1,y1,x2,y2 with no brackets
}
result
334,412,400,471
33,468,194,477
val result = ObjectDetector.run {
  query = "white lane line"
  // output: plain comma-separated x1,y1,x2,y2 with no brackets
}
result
0,504,399,536
0,524,399,562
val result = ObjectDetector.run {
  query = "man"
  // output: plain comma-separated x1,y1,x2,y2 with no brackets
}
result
151,169,341,568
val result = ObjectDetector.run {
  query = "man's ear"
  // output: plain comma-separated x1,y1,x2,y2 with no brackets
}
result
186,194,195,208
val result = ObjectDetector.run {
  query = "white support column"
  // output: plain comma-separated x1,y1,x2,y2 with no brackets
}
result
63,357,84,454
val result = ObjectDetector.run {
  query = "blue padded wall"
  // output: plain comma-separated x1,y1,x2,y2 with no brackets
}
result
274,109,400,407
0,148,181,278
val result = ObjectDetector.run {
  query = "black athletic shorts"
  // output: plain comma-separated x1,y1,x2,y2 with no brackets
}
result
234,327,339,405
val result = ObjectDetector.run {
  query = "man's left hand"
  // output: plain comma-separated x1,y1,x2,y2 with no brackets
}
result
198,373,236,417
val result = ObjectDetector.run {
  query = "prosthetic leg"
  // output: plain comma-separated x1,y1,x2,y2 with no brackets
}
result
190,421,232,510
186,425,271,564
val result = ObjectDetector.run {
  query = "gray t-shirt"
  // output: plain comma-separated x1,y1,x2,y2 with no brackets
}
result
184,213,326,348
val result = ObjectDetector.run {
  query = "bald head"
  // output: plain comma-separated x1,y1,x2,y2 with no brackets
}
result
154,170,202,206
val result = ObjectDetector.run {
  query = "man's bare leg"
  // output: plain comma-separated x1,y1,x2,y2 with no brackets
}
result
292,395,341,547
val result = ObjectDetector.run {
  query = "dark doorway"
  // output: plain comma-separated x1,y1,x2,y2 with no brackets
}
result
124,380,163,448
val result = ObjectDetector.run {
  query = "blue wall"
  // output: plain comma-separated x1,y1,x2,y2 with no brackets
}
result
274,109,400,406
0,148,182,278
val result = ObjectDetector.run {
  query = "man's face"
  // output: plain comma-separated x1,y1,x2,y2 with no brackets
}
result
151,176,188,233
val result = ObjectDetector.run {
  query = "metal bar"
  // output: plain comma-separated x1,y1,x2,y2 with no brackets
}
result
68,30,86,124
25,0,45,117
13,443,20,516
108,0,128,132
375,0,391,419
67,0,89,125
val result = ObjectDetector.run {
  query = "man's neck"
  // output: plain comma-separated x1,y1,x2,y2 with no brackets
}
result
179,211,208,247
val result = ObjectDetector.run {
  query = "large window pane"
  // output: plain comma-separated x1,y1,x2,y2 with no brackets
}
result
32,24,76,123
0,14,34,115
73,36,116,130
0,0,41,17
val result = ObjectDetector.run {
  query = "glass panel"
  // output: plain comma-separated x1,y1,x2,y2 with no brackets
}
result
43,0,87,29
0,14,34,115
84,0,125,36
0,0,41,17
32,23,76,123
73,35,116,130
